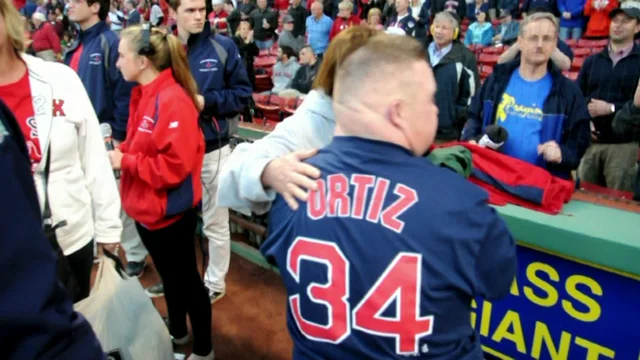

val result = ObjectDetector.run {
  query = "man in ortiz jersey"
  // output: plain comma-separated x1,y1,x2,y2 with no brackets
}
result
262,34,517,359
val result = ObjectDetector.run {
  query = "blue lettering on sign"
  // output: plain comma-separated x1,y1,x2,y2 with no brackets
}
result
473,245,640,360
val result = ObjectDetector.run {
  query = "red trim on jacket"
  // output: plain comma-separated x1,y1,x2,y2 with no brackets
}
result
120,69,205,230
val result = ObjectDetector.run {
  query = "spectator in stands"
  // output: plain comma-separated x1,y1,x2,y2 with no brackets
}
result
209,0,229,35
386,0,417,36
218,26,380,214
267,45,301,94
289,0,309,39
22,0,38,19
0,97,106,360
250,0,278,49
557,0,587,40
612,73,640,200
125,0,141,25
238,0,257,16
497,10,574,71
225,1,243,35
577,2,640,190
31,11,61,61
522,0,559,16
414,0,430,40
279,15,304,53
463,12,591,179
306,2,333,57
367,8,385,29
149,0,164,26
584,0,619,38
109,1,125,34
464,10,494,46
292,45,320,94
233,20,259,89
431,0,466,22
493,9,519,45
469,0,489,22
428,11,479,140
35,0,47,15
491,0,518,18
330,1,362,40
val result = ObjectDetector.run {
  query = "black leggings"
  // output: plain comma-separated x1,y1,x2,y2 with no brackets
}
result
136,210,212,356
65,240,94,303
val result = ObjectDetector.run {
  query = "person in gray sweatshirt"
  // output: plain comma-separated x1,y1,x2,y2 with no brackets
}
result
269,45,301,94
278,15,305,54
217,26,381,214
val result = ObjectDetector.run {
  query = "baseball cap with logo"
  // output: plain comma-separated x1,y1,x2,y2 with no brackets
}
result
609,1,640,19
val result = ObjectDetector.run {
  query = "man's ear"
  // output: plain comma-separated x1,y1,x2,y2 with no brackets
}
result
387,99,405,130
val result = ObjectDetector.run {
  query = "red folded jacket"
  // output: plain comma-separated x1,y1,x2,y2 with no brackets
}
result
437,143,574,215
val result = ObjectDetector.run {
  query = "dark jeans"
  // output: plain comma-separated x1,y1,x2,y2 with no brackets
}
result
65,240,94,302
135,210,212,356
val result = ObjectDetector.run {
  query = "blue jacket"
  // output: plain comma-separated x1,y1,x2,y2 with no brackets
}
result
185,23,252,151
0,100,105,360
462,60,591,178
262,136,516,360
64,21,134,141
463,22,494,46
495,21,520,45
557,0,586,28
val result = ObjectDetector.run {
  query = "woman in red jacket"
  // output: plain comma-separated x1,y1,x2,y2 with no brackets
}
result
108,25,212,360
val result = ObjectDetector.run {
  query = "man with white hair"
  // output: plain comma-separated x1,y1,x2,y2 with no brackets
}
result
31,11,61,61
261,33,516,360
427,11,479,141
463,12,591,179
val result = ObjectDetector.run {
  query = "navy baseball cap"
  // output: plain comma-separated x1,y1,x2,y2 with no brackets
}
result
609,1,640,20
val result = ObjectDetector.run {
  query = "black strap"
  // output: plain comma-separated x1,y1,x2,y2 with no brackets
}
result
42,144,66,240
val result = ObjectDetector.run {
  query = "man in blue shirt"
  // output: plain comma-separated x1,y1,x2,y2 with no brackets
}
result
263,33,516,360
463,12,590,178
306,1,332,58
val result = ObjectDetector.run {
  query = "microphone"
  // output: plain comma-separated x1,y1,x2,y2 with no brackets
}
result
477,125,509,150
100,123,120,179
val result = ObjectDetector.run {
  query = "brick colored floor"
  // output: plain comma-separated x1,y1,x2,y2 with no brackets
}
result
96,243,293,360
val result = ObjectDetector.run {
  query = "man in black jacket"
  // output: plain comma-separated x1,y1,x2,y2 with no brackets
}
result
612,78,640,200
288,0,308,39
427,11,479,141
250,0,278,49
0,100,105,359
292,45,320,94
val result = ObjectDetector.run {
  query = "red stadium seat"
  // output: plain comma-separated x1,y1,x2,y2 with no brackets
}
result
254,56,277,68
480,64,494,79
478,53,499,66
258,49,270,57
571,57,585,71
592,46,605,54
482,46,505,54
564,71,579,80
565,39,577,48
577,39,608,48
573,47,590,57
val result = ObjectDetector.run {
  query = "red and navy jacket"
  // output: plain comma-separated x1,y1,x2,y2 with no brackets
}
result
119,70,205,230
462,59,591,179
64,21,134,141
0,100,105,359
183,22,252,152
262,136,516,360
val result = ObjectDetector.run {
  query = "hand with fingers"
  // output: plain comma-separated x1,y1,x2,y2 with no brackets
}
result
261,149,321,210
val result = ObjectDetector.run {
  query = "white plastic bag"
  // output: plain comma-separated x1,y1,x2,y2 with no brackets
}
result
75,257,174,360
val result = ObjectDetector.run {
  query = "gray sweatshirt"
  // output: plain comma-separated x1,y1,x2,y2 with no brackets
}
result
278,30,305,54
217,90,335,214
271,58,301,93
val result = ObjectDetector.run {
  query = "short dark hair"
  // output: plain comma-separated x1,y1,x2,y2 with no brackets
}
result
301,44,314,54
87,0,110,20
280,45,296,59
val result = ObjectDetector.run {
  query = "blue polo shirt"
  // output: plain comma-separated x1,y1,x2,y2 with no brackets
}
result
306,14,332,55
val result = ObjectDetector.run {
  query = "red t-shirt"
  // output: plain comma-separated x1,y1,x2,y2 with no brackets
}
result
0,70,41,173
70,44,84,72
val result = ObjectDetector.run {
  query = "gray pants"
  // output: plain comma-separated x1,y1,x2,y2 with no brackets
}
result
36,50,57,62
117,178,148,263
578,142,639,191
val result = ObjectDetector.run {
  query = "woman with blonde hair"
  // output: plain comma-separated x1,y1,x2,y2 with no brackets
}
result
108,25,211,360
218,26,382,213
0,0,122,303
367,8,384,30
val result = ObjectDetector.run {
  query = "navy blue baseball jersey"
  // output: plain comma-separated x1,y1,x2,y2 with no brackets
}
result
262,136,517,359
